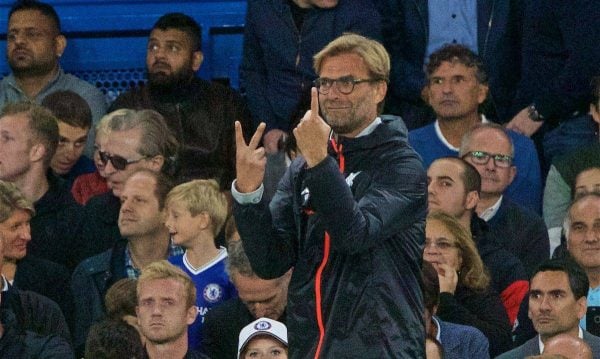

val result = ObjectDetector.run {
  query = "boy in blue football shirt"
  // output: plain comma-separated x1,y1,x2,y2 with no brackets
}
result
166,179,237,351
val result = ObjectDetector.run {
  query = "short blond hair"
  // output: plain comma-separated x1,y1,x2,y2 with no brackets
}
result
313,33,390,113
137,260,196,308
313,33,390,83
1,101,59,167
0,180,35,222
166,179,228,237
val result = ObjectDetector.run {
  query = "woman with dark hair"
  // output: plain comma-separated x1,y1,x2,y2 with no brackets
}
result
424,211,512,357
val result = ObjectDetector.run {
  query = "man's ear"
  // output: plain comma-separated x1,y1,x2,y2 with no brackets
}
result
186,305,198,325
477,83,489,105
465,190,479,211
29,143,46,164
192,51,203,72
576,296,587,321
507,166,517,186
146,155,165,172
374,81,387,104
54,34,67,58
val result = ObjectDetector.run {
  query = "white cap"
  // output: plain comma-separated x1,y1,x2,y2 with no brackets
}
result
237,317,288,358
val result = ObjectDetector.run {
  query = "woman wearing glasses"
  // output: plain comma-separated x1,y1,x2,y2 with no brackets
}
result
424,211,512,357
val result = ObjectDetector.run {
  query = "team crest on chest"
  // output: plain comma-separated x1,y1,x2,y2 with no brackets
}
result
203,283,224,303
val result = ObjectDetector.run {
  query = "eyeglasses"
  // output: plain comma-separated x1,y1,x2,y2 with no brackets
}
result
424,239,458,250
313,76,381,95
462,151,513,168
98,151,146,171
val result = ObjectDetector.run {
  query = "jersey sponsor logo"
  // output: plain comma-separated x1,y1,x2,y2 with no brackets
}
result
203,283,224,303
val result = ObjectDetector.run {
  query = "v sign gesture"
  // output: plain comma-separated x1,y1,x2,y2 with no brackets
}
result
235,121,267,193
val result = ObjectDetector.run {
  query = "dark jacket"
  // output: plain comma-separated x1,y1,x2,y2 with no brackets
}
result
0,310,74,359
437,286,512,358
487,197,549,276
203,297,287,359
471,215,530,329
234,117,427,358
78,192,122,261
240,0,382,131
14,255,74,332
472,215,528,293
71,240,128,356
1,285,71,343
109,77,251,188
377,0,524,123
30,173,83,270
513,0,600,122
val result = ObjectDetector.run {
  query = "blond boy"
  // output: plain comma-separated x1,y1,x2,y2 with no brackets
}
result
166,179,237,351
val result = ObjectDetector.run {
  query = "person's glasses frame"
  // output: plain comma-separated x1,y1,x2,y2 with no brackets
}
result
424,239,458,251
313,76,382,95
462,150,513,168
98,151,146,171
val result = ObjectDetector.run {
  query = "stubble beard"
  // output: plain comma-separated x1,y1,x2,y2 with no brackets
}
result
322,101,367,136
10,57,56,78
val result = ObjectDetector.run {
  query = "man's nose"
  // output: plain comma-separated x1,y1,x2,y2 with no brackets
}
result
104,159,117,176
539,296,552,311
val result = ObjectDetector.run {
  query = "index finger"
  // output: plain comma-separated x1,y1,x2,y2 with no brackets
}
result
248,122,266,150
310,87,319,120
235,121,248,148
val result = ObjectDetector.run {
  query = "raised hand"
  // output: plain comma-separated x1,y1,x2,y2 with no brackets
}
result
235,121,267,193
436,263,459,295
293,87,331,168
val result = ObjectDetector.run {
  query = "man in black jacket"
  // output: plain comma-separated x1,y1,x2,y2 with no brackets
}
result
110,12,251,188
233,34,427,358
0,101,81,270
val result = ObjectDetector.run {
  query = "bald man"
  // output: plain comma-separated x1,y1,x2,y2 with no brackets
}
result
544,334,593,359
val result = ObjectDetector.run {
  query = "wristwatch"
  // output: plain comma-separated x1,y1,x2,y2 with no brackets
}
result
527,104,544,122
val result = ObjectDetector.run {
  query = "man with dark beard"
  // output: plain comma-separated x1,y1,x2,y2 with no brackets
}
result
0,1,107,156
110,13,252,188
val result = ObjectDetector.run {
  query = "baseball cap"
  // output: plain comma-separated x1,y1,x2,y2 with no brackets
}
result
237,317,288,358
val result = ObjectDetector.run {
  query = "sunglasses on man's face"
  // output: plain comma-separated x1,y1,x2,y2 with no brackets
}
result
98,151,146,171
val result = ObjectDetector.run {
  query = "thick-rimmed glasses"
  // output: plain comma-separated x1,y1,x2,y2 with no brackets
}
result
99,151,146,171
313,76,381,95
462,151,513,168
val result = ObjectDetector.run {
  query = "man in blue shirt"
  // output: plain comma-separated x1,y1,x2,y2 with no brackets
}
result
377,0,523,128
409,44,541,213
